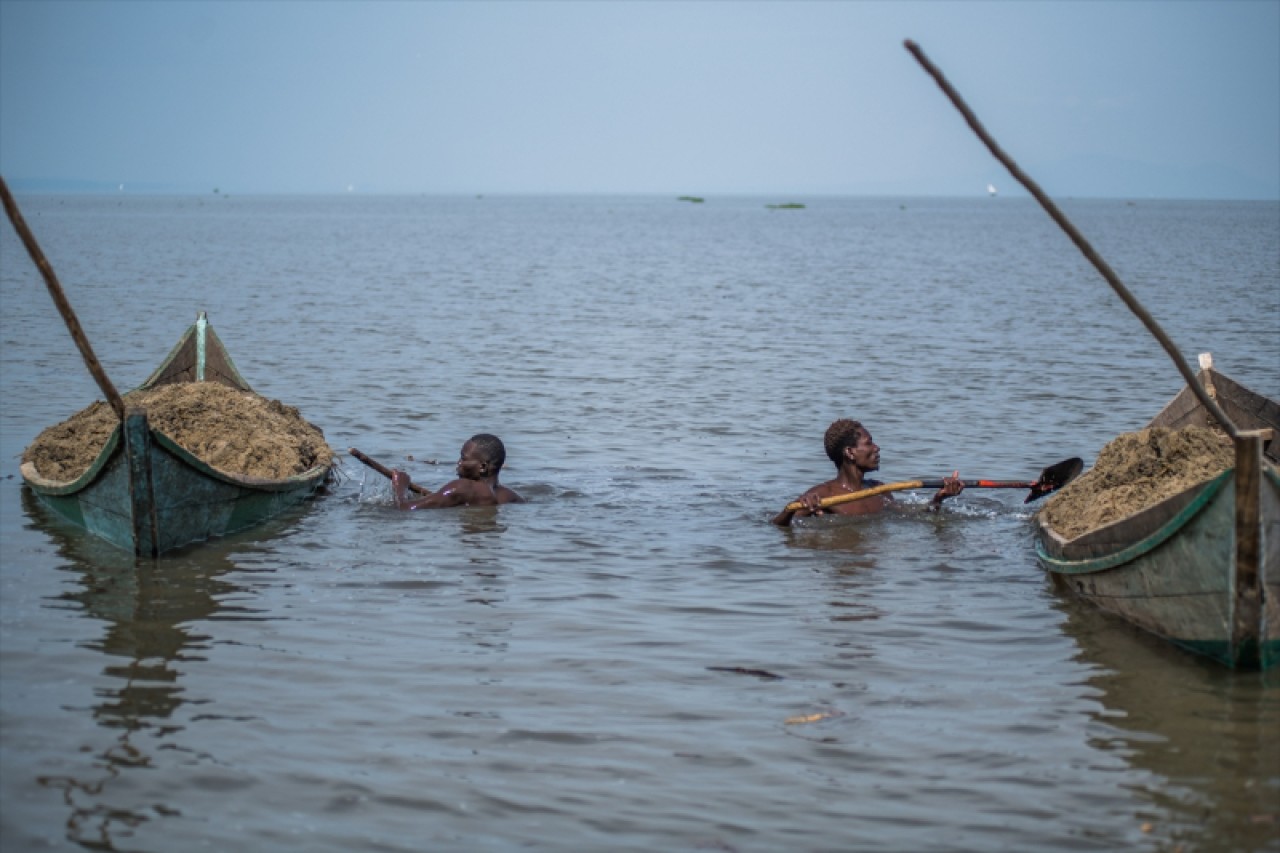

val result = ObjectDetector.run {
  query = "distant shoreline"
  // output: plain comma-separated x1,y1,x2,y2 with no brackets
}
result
4,183,1277,204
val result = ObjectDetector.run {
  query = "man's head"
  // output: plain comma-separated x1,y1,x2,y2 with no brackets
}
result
824,419,878,471
465,433,506,475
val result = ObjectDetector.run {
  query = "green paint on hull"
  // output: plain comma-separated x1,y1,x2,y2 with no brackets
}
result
1172,637,1279,671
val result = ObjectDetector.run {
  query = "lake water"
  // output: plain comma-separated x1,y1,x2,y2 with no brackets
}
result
1,194,1277,852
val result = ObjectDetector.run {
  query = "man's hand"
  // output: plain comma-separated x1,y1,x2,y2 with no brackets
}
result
797,492,827,515
928,471,964,510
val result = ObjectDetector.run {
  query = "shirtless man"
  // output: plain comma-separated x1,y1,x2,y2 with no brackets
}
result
391,433,524,509
772,419,962,526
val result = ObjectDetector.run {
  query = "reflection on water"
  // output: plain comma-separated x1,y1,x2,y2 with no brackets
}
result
783,517,881,628
780,514,876,556
23,490,243,851
1056,597,1280,852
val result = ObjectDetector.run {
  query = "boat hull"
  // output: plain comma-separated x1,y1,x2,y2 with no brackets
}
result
23,428,327,557
20,313,330,557
1037,466,1279,670
1035,364,1279,670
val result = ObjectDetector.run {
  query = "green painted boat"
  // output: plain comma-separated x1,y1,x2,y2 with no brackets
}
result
20,313,331,557
1035,357,1280,670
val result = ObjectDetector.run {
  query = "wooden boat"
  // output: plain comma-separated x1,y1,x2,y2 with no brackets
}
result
1035,356,1279,670
20,313,331,557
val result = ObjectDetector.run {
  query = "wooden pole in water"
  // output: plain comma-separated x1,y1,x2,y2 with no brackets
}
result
903,40,1239,440
0,176,126,420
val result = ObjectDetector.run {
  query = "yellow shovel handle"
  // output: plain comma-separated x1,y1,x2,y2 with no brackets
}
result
784,480,924,512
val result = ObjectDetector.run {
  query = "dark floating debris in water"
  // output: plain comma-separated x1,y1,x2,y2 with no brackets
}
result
707,666,783,680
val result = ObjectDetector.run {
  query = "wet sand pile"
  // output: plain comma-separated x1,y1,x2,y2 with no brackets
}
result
1039,426,1234,540
23,382,333,482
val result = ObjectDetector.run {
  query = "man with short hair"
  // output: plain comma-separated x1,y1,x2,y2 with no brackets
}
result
391,433,524,509
771,419,962,526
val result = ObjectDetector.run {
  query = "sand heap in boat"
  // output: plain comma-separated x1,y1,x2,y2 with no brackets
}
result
23,382,334,482
1039,426,1235,540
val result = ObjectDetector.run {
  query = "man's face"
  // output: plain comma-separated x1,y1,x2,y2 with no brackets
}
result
846,430,880,472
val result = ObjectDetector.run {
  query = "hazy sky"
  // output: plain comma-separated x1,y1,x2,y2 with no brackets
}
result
2,0,1277,198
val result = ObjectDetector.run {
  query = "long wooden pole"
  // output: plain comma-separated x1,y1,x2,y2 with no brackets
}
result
903,40,1239,440
0,176,126,420
349,447,431,495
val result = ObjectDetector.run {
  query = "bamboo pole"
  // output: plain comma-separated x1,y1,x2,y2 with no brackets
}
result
0,176,126,420
903,40,1239,440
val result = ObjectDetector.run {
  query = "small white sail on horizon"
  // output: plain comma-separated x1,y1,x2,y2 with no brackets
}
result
987,183,997,197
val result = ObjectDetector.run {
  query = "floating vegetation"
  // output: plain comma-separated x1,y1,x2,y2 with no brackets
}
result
766,202,805,209
677,196,705,203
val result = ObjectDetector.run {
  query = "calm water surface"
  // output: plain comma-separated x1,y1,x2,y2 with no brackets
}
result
2,194,1278,852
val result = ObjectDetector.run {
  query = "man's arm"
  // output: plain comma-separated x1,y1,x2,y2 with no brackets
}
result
772,490,822,527
392,470,470,510
772,506,799,527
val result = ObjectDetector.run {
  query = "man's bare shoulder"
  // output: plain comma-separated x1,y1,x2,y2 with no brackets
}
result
802,480,845,499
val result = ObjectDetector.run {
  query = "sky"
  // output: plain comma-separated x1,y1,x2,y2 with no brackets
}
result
1,0,1277,199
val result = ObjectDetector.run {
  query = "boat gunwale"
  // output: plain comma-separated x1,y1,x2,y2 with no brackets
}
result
20,314,332,497
1035,469,1232,573
1036,456,1279,572
19,428,123,495
1036,364,1279,573
20,416,331,495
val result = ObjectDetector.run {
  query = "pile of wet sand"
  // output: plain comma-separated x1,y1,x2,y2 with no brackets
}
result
23,382,333,482
1039,426,1235,540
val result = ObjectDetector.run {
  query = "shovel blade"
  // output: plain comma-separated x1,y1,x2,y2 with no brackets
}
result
1024,457,1084,503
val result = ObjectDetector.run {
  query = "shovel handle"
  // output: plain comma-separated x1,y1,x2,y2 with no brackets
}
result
784,481,924,512
783,479,1030,512
920,479,1033,489
781,458,1082,513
